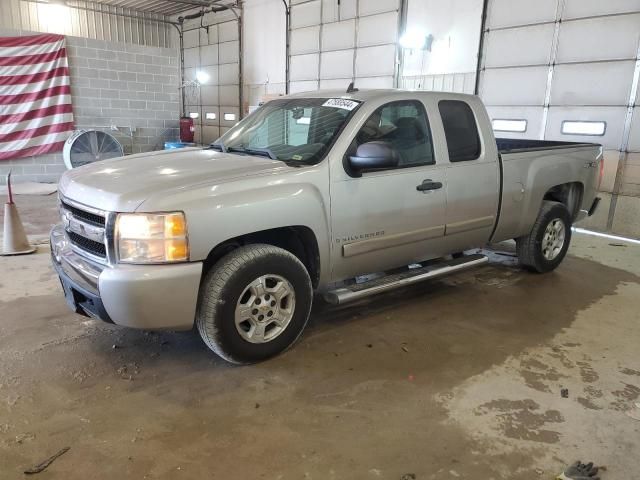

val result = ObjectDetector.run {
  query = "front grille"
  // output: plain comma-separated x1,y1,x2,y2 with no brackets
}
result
67,231,107,257
61,201,105,227
60,199,108,261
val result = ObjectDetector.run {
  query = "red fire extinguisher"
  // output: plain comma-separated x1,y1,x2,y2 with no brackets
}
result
179,116,195,143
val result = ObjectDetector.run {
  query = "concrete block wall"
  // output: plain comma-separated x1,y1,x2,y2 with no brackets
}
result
0,29,181,184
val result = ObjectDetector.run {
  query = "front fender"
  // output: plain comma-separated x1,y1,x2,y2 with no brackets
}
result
137,172,331,284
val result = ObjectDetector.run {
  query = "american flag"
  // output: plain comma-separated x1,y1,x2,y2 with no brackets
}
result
0,33,74,161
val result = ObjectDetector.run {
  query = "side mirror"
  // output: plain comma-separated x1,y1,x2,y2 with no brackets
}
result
349,141,399,175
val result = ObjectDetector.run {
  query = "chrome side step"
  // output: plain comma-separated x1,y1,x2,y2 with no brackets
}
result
324,254,488,305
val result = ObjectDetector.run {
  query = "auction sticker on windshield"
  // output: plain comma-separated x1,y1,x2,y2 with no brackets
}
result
322,98,360,111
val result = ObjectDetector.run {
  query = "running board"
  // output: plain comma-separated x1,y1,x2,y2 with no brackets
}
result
324,254,488,305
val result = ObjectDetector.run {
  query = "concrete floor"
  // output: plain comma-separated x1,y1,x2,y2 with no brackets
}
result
1,194,639,480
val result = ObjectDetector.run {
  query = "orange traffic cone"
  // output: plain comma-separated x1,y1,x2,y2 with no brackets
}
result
1,171,36,256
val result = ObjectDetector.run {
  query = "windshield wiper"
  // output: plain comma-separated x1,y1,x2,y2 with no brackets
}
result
227,146,278,160
209,142,227,152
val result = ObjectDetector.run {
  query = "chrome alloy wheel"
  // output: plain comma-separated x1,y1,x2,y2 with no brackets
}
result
235,274,296,344
541,218,566,261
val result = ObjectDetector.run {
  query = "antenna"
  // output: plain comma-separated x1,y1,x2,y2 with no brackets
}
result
346,82,358,93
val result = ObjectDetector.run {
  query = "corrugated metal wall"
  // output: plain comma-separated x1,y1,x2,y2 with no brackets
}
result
0,0,174,48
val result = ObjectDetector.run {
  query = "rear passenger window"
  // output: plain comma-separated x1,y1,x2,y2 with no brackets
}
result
438,100,481,162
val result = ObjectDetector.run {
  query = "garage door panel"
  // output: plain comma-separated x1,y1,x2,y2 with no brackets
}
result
219,86,240,106
290,53,319,81
291,1,321,29
320,78,351,89
320,49,354,79
202,106,220,126
355,76,394,89
291,26,320,55
484,23,554,68
218,21,238,42
183,47,199,68
550,61,635,106
200,86,219,106
487,0,557,29
219,63,239,85
220,106,240,127
556,15,640,63
358,12,397,47
322,0,357,22
358,0,398,16
485,105,545,139
563,0,640,19
544,106,627,149
199,65,219,86
290,80,318,93
219,41,239,64
355,44,396,77
629,108,640,152
200,44,218,66
480,66,549,105
322,20,355,51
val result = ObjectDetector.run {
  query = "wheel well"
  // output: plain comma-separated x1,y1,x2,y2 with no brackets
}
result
203,226,321,288
543,182,583,220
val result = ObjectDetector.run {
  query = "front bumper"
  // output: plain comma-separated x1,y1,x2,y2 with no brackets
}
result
50,224,203,330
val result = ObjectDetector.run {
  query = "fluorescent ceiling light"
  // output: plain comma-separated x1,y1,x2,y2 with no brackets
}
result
195,70,210,84
399,29,428,50
492,119,527,133
562,121,606,136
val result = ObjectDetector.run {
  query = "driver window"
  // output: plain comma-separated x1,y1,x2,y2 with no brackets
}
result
352,100,434,167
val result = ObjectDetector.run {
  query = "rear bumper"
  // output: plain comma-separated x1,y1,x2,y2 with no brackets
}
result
50,224,203,330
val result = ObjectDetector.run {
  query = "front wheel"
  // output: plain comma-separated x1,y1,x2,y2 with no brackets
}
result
196,244,313,364
516,201,572,273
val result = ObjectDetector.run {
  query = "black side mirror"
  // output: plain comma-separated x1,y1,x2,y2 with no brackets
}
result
348,141,399,176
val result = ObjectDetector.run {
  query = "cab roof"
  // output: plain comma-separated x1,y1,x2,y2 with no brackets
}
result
285,88,478,103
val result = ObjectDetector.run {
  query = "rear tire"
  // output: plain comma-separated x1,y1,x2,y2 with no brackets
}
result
516,201,572,273
196,244,313,364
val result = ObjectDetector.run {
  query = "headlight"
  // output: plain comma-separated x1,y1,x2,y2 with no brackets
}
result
116,212,189,264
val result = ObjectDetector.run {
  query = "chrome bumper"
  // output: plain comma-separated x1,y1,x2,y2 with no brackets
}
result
51,224,204,330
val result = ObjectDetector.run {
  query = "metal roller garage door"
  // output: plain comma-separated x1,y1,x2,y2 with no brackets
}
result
477,0,640,237
182,14,241,143
288,0,402,93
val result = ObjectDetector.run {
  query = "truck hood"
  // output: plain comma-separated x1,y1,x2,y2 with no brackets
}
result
59,148,291,212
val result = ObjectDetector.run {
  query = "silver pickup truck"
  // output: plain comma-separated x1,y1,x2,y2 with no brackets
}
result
51,89,602,363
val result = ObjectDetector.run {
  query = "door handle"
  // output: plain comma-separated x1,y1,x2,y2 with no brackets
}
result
416,179,443,192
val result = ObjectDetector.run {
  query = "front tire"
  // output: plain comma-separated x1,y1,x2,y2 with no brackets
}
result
516,201,572,273
196,244,313,364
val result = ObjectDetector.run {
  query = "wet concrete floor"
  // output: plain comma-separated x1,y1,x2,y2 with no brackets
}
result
0,194,639,479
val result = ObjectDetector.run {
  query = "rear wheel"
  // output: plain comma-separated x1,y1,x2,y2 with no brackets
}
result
196,244,313,364
516,201,572,273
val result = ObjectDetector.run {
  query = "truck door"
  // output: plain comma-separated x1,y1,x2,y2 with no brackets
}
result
330,100,447,280
437,100,500,244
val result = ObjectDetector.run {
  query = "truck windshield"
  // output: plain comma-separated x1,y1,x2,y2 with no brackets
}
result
212,98,361,164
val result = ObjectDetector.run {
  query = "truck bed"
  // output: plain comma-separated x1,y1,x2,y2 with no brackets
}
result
496,138,600,154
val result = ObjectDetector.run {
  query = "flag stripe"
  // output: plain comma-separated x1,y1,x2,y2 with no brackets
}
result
0,33,73,161
2,74,70,96
0,66,69,86
0,84,71,106
0,112,75,136
0,58,66,77
0,103,73,125
2,94,72,116
0,131,71,156
0,121,75,143
0,47,67,67
0,40,65,58
0,33,64,47
0,140,67,161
